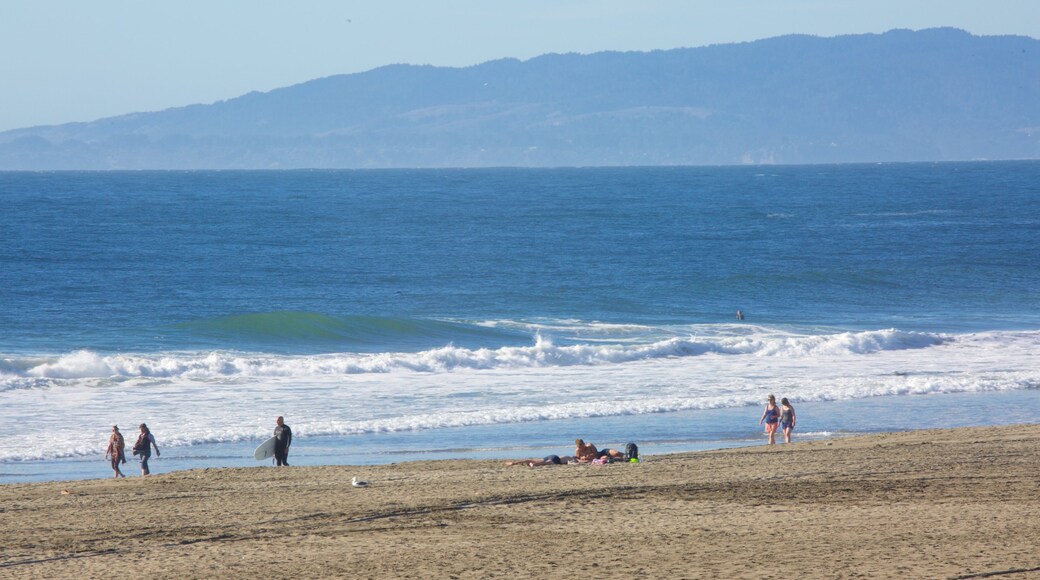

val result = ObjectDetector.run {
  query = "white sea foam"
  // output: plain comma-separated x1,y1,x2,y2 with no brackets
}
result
2,328,944,386
2,328,1038,462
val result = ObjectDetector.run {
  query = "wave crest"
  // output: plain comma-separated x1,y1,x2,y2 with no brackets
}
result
0,328,943,385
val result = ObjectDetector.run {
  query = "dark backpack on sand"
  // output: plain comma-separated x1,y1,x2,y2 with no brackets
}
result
625,442,639,461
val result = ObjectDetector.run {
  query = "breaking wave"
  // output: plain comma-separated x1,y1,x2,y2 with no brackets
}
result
1,328,944,386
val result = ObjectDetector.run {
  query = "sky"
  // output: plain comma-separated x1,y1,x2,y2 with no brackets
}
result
1,1,1039,132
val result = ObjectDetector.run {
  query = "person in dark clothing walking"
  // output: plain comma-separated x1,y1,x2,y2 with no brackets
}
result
274,416,292,467
133,423,160,476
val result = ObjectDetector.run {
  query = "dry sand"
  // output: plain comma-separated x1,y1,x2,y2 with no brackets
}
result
3,424,1040,579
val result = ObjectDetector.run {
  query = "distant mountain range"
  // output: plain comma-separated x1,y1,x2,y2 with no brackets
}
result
1,27,1038,169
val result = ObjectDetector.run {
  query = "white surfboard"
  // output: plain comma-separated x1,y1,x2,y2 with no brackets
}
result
253,436,278,460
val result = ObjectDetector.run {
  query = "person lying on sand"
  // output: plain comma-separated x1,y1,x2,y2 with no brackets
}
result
504,455,578,468
575,439,626,462
596,448,626,461
575,439,599,462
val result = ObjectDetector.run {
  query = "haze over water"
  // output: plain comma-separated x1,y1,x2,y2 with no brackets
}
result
2,162,1038,481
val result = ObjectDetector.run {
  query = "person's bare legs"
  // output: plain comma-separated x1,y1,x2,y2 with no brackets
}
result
783,426,792,444
505,458,556,467
505,460,541,467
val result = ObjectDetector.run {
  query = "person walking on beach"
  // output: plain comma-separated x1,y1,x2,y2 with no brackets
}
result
133,423,160,476
104,425,127,478
759,394,780,445
780,397,796,444
274,416,292,467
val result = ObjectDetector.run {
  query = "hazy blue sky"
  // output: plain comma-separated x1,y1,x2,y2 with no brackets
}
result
1,0,1038,132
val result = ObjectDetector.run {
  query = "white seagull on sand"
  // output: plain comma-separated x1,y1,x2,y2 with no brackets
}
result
352,476,369,487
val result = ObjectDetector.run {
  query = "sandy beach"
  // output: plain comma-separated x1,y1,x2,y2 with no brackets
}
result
3,424,1040,579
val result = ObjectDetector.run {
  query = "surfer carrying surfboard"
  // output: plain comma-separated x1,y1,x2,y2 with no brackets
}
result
274,416,292,467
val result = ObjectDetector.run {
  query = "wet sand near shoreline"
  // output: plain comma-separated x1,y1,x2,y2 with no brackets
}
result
2,424,1039,579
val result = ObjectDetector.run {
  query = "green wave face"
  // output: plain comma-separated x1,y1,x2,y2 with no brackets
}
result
170,311,526,353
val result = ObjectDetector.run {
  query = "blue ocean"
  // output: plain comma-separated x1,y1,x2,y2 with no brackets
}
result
2,162,1039,482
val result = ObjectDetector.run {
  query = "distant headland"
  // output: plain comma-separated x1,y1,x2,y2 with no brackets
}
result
1,28,1037,169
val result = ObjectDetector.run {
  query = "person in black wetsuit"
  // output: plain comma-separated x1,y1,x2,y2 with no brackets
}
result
273,416,292,467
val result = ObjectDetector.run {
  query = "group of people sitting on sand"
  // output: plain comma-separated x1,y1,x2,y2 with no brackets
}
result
505,438,638,468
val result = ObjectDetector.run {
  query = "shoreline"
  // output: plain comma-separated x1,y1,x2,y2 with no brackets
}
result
8,388,1040,485
4,423,1040,578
